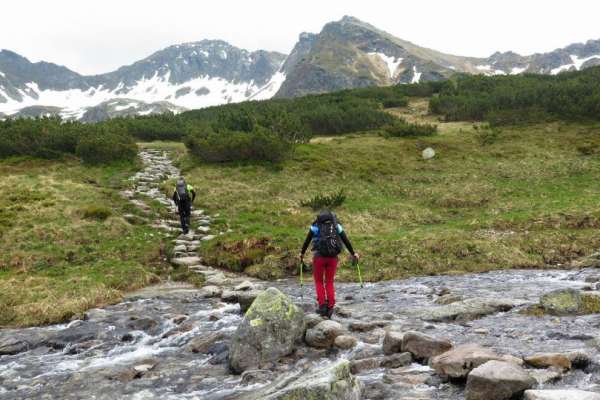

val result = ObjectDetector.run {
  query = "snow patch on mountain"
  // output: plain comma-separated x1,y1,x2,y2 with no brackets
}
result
510,66,528,75
0,71,5,78
476,65,506,75
551,54,600,75
249,70,286,100
369,52,403,78
411,66,422,83
0,68,286,116
572,54,600,69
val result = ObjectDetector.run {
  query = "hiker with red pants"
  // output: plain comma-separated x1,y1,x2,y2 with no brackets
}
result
300,210,360,319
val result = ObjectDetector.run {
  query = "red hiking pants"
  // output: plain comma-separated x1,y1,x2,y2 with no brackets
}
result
313,256,338,307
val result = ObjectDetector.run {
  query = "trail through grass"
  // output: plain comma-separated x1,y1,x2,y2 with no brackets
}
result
181,102,600,281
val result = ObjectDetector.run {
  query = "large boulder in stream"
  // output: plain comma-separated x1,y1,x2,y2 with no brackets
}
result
238,360,362,400
466,360,536,400
431,344,504,378
401,331,452,361
528,289,600,316
229,288,305,374
0,337,30,355
524,390,600,400
412,298,517,322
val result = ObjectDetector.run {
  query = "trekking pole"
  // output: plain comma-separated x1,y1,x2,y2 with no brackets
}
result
300,261,305,299
354,259,364,288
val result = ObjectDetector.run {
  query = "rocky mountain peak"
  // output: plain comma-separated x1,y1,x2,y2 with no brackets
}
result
2,18,600,121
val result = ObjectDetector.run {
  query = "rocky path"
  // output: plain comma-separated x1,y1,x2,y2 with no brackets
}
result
121,149,263,293
1,149,599,400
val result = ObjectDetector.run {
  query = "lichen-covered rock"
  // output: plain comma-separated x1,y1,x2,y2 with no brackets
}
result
229,288,305,374
431,344,503,378
527,289,600,316
239,360,362,400
466,360,536,400
540,289,581,315
580,292,600,314
401,331,452,361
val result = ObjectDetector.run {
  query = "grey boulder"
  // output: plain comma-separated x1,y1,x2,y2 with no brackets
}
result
466,360,536,400
401,331,452,361
382,330,404,355
229,288,304,374
305,320,346,348
414,298,516,322
431,344,503,378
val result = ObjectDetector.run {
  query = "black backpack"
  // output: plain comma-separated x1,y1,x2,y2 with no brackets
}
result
315,212,342,257
176,180,189,203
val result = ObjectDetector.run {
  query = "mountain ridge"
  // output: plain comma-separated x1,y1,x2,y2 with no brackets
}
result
1,16,599,121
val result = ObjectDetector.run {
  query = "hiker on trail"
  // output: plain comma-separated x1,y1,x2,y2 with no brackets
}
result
300,210,360,319
172,178,196,234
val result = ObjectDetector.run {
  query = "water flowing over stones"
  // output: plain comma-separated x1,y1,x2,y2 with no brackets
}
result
1,148,600,399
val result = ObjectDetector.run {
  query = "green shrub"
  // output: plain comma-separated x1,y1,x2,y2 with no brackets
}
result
81,205,112,221
185,126,292,163
76,131,137,165
382,98,409,108
382,119,437,138
301,189,346,210
429,67,600,124
476,126,502,146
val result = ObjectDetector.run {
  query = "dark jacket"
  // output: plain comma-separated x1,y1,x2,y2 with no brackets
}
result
301,222,355,257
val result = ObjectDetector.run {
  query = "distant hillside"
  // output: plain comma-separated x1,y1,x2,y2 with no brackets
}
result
277,16,600,97
1,16,599,120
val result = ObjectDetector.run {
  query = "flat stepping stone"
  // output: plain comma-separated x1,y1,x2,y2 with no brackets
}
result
201,235,216,241
171,256,202,267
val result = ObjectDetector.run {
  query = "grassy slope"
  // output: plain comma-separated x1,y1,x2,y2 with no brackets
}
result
0,155,171,327
182,100,600,282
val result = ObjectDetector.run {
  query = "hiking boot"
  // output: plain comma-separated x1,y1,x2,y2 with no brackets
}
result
326,306,334,319
316,304,328,317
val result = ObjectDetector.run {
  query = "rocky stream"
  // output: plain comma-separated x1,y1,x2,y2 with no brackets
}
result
1,150,599,400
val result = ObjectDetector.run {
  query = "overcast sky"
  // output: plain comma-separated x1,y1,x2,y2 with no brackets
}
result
2,0,599,75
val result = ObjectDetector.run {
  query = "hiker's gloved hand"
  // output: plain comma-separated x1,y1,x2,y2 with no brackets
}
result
299,253,305,263
352,253,360,264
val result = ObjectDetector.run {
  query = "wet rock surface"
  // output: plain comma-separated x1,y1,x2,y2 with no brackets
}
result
228,288,304,373
2,149,600,399
466,360,536,400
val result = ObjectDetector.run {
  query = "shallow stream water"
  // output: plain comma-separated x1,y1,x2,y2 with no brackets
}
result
1,269,599,399
1,150,598,399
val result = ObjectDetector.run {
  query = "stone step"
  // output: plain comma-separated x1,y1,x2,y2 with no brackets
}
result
171,256,203,267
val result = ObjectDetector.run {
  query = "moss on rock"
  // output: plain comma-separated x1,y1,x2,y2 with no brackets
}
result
580,292,600,314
